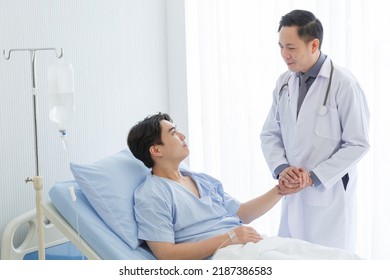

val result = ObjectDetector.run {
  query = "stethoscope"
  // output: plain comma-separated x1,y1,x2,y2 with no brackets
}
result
275,60,334,123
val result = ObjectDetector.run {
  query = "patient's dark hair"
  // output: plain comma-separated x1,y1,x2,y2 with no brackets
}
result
127,112,173,168
278,9,323,49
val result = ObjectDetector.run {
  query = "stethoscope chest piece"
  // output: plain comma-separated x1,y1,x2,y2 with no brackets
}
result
318,105,328,116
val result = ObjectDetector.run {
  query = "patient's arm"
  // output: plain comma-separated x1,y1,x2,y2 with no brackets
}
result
236,185,283,224
146,225,261,260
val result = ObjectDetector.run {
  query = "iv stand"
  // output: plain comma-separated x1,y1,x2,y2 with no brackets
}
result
3,48,64,260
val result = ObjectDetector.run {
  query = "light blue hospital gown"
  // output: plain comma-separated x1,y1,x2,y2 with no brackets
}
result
134,170,362,260
134,169,241,244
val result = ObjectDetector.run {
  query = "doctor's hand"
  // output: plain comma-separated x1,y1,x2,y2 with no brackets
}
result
297,168,313,188
278,168,313,195
278,166,303,189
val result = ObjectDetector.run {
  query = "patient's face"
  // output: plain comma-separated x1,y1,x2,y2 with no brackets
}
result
157,120,189,162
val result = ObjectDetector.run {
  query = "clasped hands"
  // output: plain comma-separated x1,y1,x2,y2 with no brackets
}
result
277,166,313,195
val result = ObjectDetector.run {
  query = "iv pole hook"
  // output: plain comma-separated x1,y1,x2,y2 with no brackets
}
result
2,47,63,60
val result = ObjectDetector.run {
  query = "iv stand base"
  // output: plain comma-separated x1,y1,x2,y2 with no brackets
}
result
26,176,45,260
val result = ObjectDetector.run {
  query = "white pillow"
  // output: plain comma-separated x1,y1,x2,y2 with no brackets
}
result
70,149,150,249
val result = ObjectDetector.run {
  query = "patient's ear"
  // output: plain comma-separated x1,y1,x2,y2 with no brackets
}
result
149,145,162,157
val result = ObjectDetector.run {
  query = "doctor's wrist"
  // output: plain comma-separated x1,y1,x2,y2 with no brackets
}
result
309,171,320,187
307,175,313,186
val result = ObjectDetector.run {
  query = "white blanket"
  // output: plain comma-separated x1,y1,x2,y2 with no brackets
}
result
212,236,362,260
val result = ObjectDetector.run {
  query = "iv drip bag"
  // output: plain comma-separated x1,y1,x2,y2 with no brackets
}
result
47,62,75,131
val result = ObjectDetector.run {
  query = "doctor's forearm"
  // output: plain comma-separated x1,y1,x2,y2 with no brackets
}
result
313,144,369,189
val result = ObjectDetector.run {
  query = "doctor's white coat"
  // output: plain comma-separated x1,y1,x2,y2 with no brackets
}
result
260,58,370,251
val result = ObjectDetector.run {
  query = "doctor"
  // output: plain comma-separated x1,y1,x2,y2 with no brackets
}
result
260,10,370,251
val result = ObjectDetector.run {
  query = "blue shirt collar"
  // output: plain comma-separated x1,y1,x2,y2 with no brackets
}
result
298,52,327,78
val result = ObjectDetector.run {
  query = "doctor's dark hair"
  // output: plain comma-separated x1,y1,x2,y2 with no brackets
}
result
127,112,173,168
278,9,323,49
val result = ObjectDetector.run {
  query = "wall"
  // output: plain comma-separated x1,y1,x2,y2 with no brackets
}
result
0,0,188,255
166,0,188,139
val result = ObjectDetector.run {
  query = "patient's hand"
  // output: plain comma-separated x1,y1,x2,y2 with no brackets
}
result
231,226,262,244
277,181,301,195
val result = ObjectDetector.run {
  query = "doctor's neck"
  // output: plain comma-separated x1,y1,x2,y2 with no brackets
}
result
301,51,321,74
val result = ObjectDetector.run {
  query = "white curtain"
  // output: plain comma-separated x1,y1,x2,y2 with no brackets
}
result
185,0,390,259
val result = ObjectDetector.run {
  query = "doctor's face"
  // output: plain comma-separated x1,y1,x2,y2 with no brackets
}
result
278,26,319,73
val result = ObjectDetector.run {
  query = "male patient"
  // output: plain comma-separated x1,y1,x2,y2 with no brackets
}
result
127,113,360,260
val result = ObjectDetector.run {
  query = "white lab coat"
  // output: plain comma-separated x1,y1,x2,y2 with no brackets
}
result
260,57,370,251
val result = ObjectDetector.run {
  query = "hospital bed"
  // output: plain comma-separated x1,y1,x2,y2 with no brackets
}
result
1,149,156,260
1,149,362,260
1,181,155,260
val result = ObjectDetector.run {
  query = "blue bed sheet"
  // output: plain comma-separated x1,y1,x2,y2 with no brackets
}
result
24,241,85,260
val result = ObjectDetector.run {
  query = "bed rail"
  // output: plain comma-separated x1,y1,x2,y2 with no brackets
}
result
42,202,101,260
1,208,68,260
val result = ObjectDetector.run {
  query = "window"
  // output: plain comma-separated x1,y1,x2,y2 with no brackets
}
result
185,0,389,259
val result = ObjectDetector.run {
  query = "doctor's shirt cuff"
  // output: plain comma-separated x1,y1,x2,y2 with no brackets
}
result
309,171,321,187
274,164,290,179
